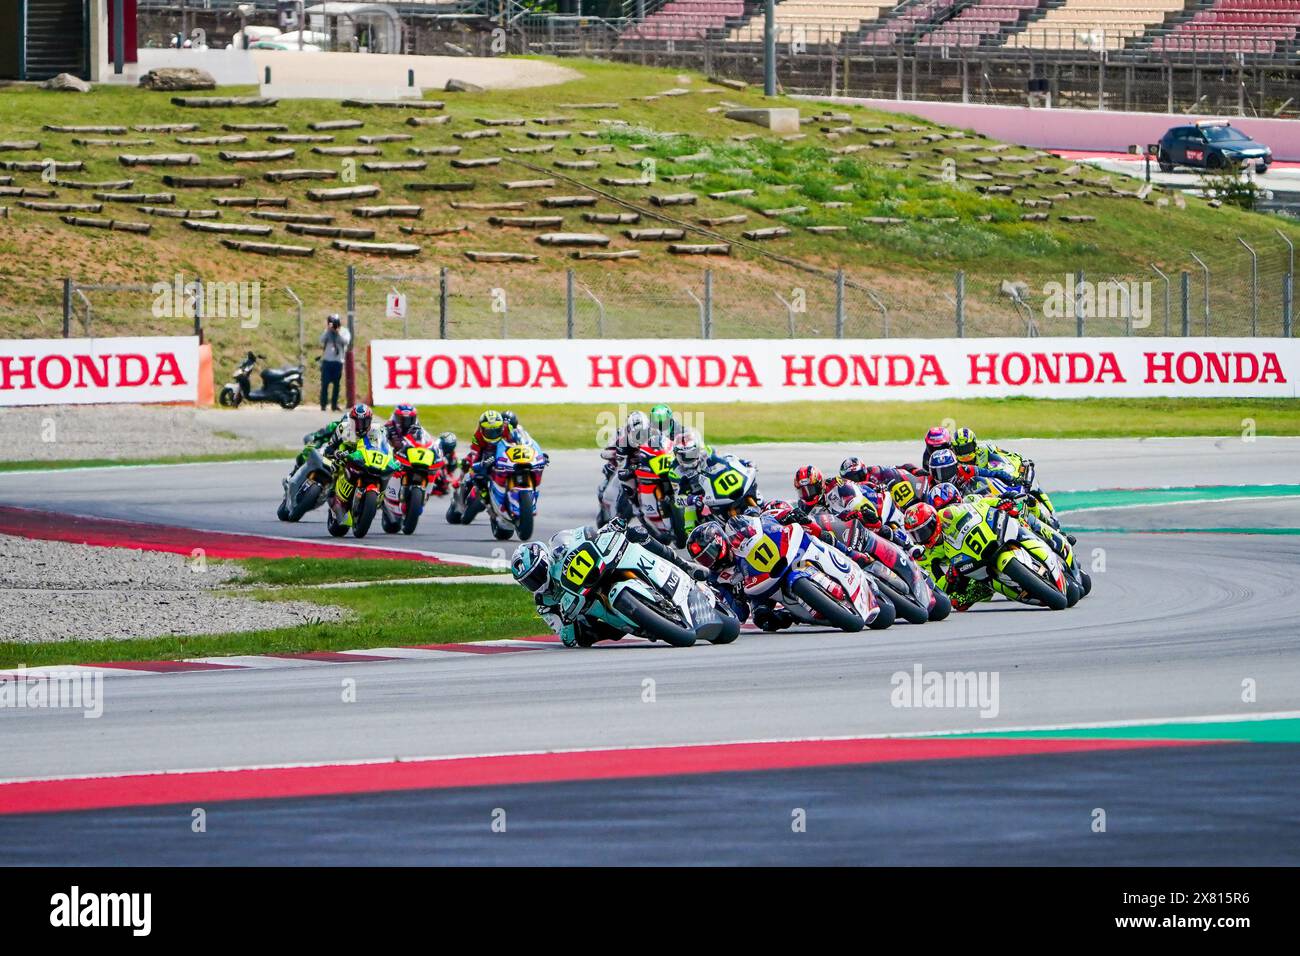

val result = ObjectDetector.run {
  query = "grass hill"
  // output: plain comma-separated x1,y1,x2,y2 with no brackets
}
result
1,57,1294,385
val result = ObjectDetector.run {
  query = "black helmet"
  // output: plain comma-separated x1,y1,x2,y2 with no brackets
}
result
438,431,458,456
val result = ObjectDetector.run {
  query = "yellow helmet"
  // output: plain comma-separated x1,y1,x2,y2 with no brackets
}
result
479,409,505,441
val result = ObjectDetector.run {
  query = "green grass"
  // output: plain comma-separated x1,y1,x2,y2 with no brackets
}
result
229,555,499,586
0,448,294,472
0,581,536,669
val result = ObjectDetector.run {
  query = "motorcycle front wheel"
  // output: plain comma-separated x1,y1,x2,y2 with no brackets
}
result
352,489,379,538
789,577,865,633
1003,558,1068,610
402,486,425,535
613,590,696,647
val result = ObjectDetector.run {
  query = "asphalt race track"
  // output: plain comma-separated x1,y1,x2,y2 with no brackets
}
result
1,437,1298,864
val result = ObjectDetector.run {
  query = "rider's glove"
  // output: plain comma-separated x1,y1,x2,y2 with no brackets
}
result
908,544,924,560
688,567,708,582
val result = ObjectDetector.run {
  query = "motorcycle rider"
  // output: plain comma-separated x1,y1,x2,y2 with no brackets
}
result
513,518,706,647
430,431,459,496
288,404,384,484
951,427,1029,480
905,501,995,612
464,410,517,495
322,403,387,458
921,425,953,471
673,430,754,524
649,402,679,441
598,409,652,521
383,403,428,452
686,519,797,632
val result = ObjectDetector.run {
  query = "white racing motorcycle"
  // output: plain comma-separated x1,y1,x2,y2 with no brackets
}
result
555,523,741,647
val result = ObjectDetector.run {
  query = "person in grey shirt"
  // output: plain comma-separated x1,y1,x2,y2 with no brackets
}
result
319,314,351,411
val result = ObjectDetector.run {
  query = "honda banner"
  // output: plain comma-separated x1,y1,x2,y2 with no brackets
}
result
369,338,1299,404
0,337,201,407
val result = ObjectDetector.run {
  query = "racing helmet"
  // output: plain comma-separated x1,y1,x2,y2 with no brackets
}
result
793,465,825,507
348,403,373,436
673,430,707,477
501,410,519,427
925,425,952,449
391,403,418,436
511,542,551,593
479,410,505,442
686,520,730,571
928,481,960,511
905,502,940,549
624,410,650,444
438,431,458,457
649,403,676,437
839,456,868,483
951,427,978,463
928,448,958,484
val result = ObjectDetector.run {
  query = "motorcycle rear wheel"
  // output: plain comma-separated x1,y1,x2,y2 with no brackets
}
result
352,490,379,538
928,588,952,621
326,506,349,538
288,480,319,522
876,579,929,625
789,577,865,633
279,387,301,410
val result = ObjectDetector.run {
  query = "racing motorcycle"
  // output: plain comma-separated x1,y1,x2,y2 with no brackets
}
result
942,500,1071,610
381,431,442,536
630,433,687,548
555,523,740,647
730,513,893,632
485,430,547,541
839,519,950,624
278,445,334,523
681,454,761,532
326,436,396,539
218,351,304,409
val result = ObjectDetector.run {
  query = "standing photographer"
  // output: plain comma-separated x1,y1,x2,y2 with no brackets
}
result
318,314,350,412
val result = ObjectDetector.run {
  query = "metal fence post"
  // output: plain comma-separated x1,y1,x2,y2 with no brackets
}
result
703,269,713,339
1074,269,1085,337
345,264,356,406
1151,264,1171,336
62,278,72,338
193,275,204,343
438,266,448,339
1277,228,1294,337
565,268,575,339
1180,271,1191,336
955,271,965,337
834,269,845,338
1190,251,1210,334
1237,237,1258,335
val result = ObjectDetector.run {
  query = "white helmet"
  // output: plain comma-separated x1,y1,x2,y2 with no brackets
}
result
673,430,707,477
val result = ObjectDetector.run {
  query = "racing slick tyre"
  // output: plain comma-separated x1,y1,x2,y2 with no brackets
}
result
402,486,424,535
875,578,930,625
668,502,687,551
1065,579,1082,608
928,587,952,622
279,387,302,410
326,508,348,538
866,592,896,630
352,490,379,538
445,501,463,524
613,591,697,647
462,489,485,525
789,576,865,633
515,493,534,541
1079,570,1093,597
707,612,741,645
489,512,514,541
1004,559,1068,611
381,510,401,534
218,385,241,408
288,480,319,522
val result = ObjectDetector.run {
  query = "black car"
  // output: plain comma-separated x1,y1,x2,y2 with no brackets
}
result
1157,122,1272,174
